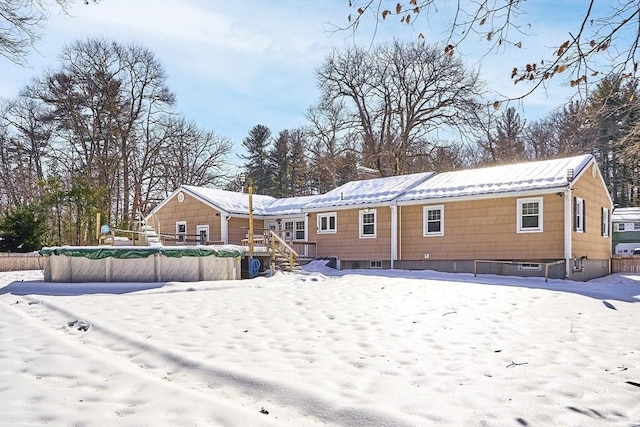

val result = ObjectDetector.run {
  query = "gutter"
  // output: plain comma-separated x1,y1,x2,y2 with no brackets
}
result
564,186,572,278
390,203,398,269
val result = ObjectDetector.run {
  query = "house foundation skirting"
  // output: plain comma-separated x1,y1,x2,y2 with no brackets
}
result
337,258,610,281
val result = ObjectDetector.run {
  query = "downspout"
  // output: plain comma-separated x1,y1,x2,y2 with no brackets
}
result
221,214,229,244
390,204,398,269
564,187,572,278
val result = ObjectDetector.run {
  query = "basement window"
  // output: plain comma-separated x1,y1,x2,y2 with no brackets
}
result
518,263,541,271
370,261,382,268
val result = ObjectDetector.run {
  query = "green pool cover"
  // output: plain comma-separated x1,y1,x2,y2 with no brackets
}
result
39,246,243,260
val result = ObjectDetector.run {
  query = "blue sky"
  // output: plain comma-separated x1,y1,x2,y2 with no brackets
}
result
0,0,618,169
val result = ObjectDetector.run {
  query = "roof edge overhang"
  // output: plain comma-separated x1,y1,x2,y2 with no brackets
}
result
180,186,233,216
396,185,570,206
302,200,400,213
571,157,614,208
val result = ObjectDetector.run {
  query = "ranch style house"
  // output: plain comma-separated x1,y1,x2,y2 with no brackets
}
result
145,154,613,281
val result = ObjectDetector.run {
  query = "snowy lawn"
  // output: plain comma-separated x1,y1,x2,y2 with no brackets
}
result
1,263,639,426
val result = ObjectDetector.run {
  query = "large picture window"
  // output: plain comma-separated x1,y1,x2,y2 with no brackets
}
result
359,209,376,238
517,197,543,232
423,205,444,236
317,213,337,234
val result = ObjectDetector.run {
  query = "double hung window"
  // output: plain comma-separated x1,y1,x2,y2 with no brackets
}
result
517,197,543,232
423,205,444,236
359,209,376,238
176,221,187,243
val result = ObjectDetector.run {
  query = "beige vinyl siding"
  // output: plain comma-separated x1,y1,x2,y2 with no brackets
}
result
227,217,265,245
311,207,392,260
147,191,222,244
400,194,565,260
571,166,612,260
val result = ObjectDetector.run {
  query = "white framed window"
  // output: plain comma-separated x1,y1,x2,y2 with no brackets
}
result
295,220,305,241
176,221,187,244
196,225,209,245
370,260,382,268
574,197,585,232
359,209,376,238
317,212,337,234
423,205,444,236
601,208,610,237
517,197,543,233
615,223,638,232
283,220,294,240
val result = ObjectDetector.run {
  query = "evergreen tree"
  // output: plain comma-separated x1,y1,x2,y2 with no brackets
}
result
0,204,47,252
268,130,291,198
286,129,310,196
477,107,526,164
239,125,271,193
587,75,640,207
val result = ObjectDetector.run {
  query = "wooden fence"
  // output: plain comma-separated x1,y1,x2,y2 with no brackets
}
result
611,256,640,274
0,252,44,272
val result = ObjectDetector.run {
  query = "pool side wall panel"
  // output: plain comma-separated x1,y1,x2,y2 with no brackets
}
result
44,253,241,282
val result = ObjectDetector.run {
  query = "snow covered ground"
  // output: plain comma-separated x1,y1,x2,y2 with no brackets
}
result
1,263,638,426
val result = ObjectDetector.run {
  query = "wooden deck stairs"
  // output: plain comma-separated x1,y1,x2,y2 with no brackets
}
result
267,230,299,272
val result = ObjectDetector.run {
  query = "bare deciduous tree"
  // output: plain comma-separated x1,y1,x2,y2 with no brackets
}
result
317,40,483,176
0,0,98,64
306,100,358,192
342,1,639,103
159,116,231,191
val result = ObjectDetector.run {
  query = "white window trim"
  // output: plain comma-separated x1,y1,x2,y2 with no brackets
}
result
359,209,377,239
423,205,444,237
196,224,209,245
283,220,294,240
317,212,337,234
517,197,543,233
294,220,305,241
575,197,584,233
176,221,187,244
601,208,610,237
518,263,542,271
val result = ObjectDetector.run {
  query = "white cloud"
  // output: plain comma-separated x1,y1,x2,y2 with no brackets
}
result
2,0,618,155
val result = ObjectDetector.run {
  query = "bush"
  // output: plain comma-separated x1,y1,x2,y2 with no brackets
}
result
0,204,47,252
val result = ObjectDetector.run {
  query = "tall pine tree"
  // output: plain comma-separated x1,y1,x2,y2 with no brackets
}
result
239,125,271,194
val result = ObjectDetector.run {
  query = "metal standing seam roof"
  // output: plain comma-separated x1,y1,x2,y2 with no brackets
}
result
179,155,598,215
304,172,436,209
262,195,321,216
397,154,594,203
612,207,640,223
181,185,276,215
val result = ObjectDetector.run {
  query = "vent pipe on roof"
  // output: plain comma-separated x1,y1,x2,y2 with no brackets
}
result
566,168,574,182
